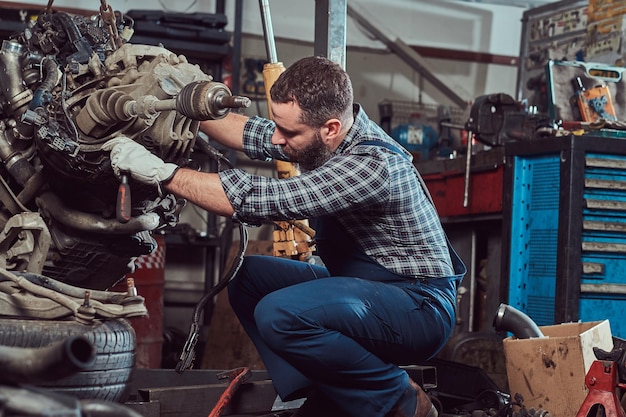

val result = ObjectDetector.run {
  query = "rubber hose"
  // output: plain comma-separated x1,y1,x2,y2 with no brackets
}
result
0,335,95,384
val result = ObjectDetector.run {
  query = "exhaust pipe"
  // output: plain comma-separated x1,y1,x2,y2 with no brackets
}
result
493,303,544,339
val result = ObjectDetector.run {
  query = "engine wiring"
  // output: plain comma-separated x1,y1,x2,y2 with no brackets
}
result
60,72,81,145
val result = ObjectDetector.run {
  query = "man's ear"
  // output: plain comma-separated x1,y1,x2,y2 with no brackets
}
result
322,118,342,143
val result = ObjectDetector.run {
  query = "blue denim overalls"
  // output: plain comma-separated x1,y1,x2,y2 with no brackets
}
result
227,213,465,417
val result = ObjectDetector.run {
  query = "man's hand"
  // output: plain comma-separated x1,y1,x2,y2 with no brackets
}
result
103,137,179,188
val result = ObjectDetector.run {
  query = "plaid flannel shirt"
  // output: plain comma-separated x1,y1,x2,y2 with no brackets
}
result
218,105,454,278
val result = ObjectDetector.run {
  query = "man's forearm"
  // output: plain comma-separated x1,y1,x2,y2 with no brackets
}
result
199,112,249,151
164,168,235,217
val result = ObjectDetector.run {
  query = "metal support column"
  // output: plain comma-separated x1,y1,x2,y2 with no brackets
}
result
314,0,347,69
232,0,243,95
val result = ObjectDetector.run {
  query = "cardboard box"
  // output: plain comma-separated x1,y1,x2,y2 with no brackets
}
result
502,320,613,417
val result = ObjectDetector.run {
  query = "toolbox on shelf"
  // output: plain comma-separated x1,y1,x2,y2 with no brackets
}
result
546,60,626,123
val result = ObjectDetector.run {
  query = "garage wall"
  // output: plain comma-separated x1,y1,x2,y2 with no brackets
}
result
1,0,525,113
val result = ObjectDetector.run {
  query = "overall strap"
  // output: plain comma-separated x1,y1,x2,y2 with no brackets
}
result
356,140,435,206
358,140,409,160
356,140,467,279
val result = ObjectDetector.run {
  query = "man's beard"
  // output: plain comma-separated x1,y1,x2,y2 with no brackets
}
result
287,131,333,172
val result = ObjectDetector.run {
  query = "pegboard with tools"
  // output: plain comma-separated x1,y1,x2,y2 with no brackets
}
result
517,0,589,112
518,0,626,115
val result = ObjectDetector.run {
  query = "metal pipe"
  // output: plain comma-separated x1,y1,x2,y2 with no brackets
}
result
468,229,476,331
0,40,32,115
493,303,544,339
80,400,145,417
259,0,279,64
440,121,467,131
346,3,469,109
463,131,473,208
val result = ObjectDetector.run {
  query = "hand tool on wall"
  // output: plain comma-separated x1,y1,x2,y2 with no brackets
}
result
259,0,315,260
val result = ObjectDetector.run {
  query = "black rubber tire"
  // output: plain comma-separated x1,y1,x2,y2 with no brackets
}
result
0,317,136,402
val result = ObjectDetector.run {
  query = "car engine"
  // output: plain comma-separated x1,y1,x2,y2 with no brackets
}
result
0,4,248,290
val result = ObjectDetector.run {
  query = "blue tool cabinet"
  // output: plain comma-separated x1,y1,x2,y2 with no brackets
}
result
502,135,626,337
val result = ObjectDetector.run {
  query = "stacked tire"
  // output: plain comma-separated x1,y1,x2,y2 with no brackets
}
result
0,318,136,402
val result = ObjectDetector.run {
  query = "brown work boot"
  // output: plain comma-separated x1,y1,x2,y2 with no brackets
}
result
386,379,438,417
290,389,349,417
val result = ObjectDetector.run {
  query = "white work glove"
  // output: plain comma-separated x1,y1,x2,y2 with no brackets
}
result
103,137,179,190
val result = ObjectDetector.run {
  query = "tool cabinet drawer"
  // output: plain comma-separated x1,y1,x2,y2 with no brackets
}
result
581,152,626,284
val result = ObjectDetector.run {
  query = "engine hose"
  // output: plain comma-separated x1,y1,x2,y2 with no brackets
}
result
29,58,59,110
0,267,148,320
493,303,544,339
191,222,248,327
36,191,160,234
0,335,95,384
0,267,85,319
175,221,248,373
11,271,135,305
52,13,94,65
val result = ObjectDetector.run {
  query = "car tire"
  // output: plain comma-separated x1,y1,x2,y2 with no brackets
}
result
0,317,136,402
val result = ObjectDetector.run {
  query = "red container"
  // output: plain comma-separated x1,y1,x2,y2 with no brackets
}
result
422,165,504,218
113,234,166,369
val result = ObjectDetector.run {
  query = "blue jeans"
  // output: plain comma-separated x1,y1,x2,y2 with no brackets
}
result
227,255,461,417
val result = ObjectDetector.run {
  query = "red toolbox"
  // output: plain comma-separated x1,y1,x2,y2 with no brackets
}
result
417,148,504,218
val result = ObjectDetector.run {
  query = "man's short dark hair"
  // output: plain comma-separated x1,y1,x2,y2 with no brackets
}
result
270,56,354,128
